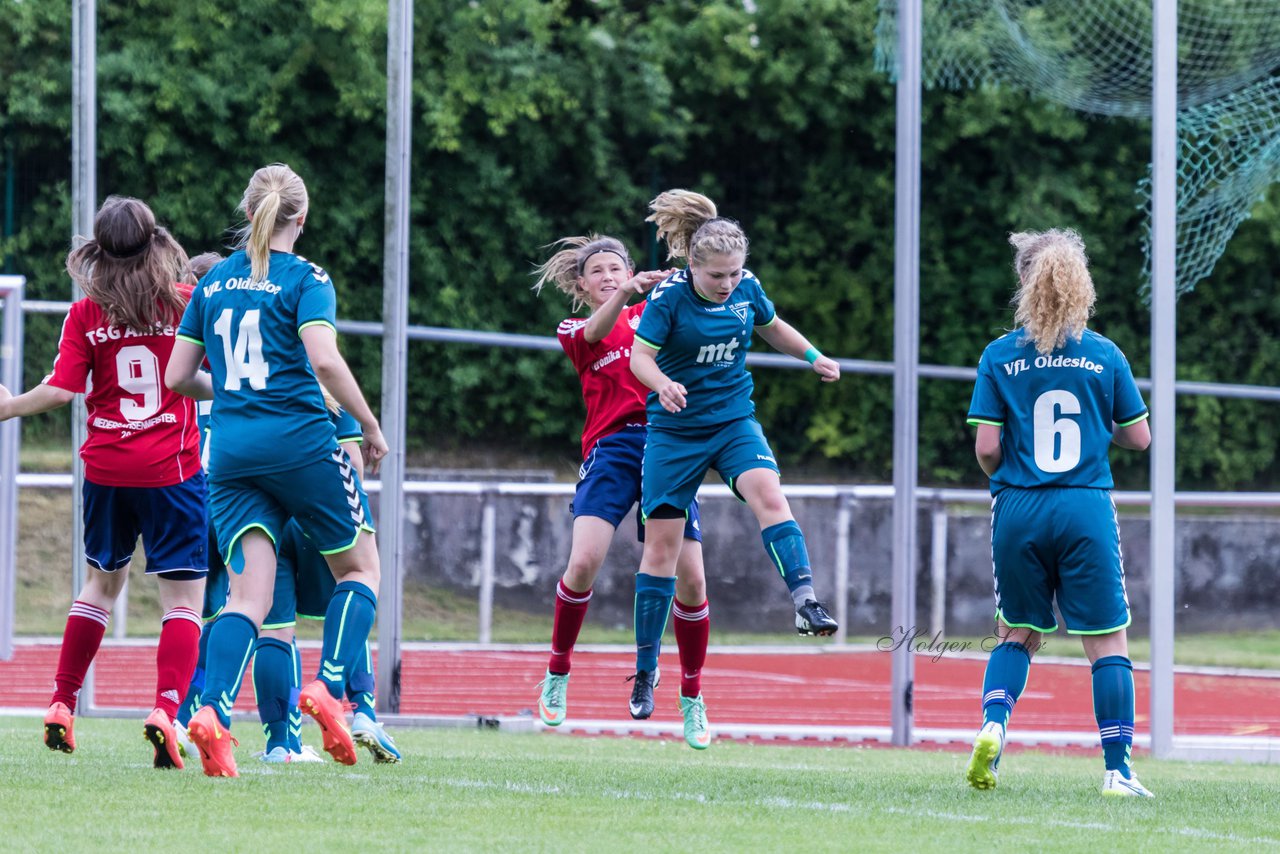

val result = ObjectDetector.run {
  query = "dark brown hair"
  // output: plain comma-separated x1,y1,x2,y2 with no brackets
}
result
65,196,189,332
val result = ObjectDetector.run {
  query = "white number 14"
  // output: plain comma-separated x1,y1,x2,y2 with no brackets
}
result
212,308,270,391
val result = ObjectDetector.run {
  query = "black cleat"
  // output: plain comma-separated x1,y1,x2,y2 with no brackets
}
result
627,667,661,720
795,599,838,636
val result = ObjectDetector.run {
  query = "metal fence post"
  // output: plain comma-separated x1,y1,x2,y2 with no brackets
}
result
833,491,852,645
0,276,25,661
478,491,496,644
930,504,948,639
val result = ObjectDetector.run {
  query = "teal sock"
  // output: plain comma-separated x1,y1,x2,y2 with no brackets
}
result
761,521,815,606
634,573,675,673
1092,655,1136,778
253,637,293,752
981,642,1032,729
201,612,258,728
288,639,303,752
320,581,378,700
348,641,377,720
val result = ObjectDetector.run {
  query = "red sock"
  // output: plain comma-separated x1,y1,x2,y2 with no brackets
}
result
154,607,201,718
548,580,592,675
51,601,110,709
673,598,710,698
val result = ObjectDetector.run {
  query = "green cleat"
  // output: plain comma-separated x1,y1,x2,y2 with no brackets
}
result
538,670,569,727
679,694,711,750
966,721,1004,790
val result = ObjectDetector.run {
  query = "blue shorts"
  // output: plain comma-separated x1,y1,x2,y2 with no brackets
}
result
641,417,780,518
264,520,336,629
572,427,701,542
209,445,374,569
990,486,1131,634
82,472,208,576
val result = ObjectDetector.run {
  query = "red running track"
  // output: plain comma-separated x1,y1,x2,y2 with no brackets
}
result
2,642,1277,741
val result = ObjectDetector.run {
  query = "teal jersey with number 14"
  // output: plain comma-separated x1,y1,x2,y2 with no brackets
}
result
177,249,339,480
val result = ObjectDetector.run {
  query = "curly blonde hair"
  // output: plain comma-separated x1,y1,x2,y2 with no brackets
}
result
646,190,748,267
1010,228,1096,356
530,235,633,314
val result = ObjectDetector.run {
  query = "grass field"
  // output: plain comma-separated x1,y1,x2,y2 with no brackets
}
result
1,717,1277,852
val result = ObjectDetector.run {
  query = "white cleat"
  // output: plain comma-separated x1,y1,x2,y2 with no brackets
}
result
1101,769,1155,797
173,720,196,760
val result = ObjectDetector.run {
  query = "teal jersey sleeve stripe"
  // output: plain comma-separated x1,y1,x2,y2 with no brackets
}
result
298,319,336,334
176,333,205,347
633,334,661,351
1115,412,1149,428
967,417,1003,427
754,315,777,328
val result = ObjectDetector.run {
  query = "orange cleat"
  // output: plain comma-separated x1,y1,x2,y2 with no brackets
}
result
298,679,357,766
187,706,239,778
43,702,76,754
143,708,185,770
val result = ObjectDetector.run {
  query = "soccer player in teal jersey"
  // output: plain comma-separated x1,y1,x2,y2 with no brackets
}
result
965,228,1154,797
630,190,842,742
253,395,399,764
166,163,388,777
531,236,708,740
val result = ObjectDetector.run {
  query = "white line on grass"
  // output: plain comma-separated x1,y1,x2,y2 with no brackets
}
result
425,776,1280,846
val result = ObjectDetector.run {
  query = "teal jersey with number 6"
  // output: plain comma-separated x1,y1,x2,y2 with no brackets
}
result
177,249,338,480
967,328,1148,492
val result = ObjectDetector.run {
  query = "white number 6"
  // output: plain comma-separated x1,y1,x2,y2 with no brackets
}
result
1033,389,1081,472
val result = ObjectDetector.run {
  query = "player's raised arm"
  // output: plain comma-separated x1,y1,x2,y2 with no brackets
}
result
755,317,840,382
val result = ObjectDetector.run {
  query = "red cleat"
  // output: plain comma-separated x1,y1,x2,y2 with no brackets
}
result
298,679,357,766
44,702,76,754
143,707,185,770
187,706,239,778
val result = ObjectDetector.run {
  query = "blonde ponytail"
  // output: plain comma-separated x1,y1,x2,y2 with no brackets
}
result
647,189,748,266
236,163,309,283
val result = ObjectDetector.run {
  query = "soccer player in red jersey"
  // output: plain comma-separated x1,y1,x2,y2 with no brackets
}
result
0,196,208,769
531,236,712,748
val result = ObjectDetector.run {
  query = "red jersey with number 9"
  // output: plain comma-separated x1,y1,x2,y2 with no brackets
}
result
43,283,201,487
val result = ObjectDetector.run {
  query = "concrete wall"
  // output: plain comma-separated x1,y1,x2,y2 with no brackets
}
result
387,490,1280,637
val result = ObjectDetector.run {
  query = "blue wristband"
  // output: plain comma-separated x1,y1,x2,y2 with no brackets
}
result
803,347,821,365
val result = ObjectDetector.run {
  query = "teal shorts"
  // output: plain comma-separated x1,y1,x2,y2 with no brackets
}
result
990,486,1131,634
640,417,780,518
263,519,336,629
209,445,374,568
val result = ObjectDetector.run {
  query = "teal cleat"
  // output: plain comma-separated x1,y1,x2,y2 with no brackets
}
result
966,721,1005,790
679,694,711,750
538,671,569,727
352,712,402,764
1101,769,1154,797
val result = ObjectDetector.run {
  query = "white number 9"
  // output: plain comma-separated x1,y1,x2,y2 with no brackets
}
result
116,345,161,422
